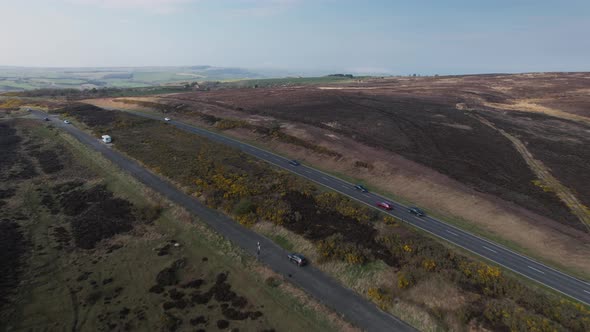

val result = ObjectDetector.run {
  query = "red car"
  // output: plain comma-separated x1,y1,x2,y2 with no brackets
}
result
376,202,393,210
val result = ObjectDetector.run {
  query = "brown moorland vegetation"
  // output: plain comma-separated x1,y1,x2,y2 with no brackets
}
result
86,73,590,277
158,73,590,229
60,104,590,331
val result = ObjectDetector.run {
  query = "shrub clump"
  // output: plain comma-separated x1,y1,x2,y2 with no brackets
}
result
316,233,373,265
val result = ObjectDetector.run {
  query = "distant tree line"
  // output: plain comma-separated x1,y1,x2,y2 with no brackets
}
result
6,86,190,99
327,74,354,78
101,73,133,79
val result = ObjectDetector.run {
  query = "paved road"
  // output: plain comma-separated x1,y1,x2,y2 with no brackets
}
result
105,109,590,306
31,111,416,331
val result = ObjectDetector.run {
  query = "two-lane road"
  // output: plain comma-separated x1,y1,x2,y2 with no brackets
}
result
116,109,590,306
31,110,415,331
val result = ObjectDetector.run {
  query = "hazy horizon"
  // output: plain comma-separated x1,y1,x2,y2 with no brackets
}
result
2,0,590,75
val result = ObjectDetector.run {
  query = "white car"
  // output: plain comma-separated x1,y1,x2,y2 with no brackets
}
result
63,120,71,124
164,117,171,122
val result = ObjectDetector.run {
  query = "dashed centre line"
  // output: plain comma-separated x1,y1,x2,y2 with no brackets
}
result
528,266,545,274
446,230,458,236
321,176,330,181
483,246,497,254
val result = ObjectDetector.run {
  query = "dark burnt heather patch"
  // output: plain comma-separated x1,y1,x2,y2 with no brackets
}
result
12,157,38,180
0,188,16,200
55,103,118,128
282,191,395,266
51,226,72,250
0,123,21,180
0,188,16,208
59,184,115,216
29,149,63,174
155,259,186,287
0,220,27,310
70,197,134,249
0,122,39,181
51,183,135,249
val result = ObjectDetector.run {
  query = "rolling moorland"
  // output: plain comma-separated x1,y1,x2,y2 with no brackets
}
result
1,72,590,331
0,112,352,332
30,102,589,331
84,72,590,279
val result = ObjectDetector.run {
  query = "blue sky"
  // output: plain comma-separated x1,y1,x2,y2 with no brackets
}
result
1,0,589,74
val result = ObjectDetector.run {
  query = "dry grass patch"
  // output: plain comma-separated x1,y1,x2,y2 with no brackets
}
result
252,265,359,332
406,276,469,311
485,99,590,125
390,301,440,332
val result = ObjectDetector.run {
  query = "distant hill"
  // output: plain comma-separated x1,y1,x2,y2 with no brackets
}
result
0,66,266,91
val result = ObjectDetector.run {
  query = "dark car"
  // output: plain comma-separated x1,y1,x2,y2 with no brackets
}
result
288,160,300,166
408,207,425,217
354,184,368,193
44,117,50,121
287,253,307,266
376,202,394,210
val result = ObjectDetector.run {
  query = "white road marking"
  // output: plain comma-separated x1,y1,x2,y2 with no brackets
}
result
341,184,348,189
363,194,370,198
584,290,590,294
528,266,545,274
446,230,458,236
483,246,497,254
321,176,330,181
304,169,311,174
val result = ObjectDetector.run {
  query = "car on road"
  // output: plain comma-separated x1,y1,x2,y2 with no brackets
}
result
44,117,50,121
408,206,425,217
354,184,368,193
63,120,71,124
376,202,393,210
288,160,300,166
288,253,307,266
164,117,171,122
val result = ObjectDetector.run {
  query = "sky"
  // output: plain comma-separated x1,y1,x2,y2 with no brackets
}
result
1,0,589,75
